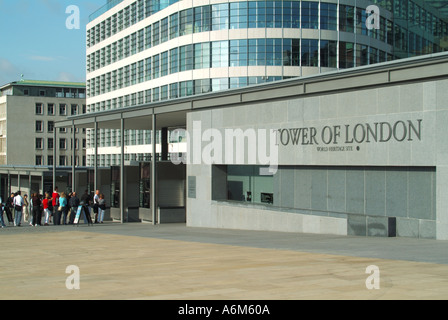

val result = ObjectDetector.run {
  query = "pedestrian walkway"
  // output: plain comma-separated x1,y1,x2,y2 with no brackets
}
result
1,222,448,300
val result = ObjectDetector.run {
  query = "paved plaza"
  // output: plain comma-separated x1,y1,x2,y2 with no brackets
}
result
1,222,448,300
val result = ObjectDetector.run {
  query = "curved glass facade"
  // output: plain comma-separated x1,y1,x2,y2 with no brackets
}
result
85,0,448,165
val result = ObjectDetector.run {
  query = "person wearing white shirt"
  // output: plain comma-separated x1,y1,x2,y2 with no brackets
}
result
13,191,24,227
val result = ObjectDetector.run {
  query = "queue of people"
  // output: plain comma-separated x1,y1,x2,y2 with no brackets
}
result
0,187,107,228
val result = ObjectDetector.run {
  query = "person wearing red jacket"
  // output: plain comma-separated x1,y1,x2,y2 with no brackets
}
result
52,186,60,225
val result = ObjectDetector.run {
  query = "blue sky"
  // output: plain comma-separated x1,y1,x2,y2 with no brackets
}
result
0,0,106,85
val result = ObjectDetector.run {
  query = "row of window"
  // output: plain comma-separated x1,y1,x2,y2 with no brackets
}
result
86,153,152,168
85,128,156,148
35,103,87,116
88,0,178,44
35,121,87,134
23,88,85,99
87,76,281,115
87,38,393,98
35,138,86,150
88,0,447,50
35,155,86,167
87,1,447,75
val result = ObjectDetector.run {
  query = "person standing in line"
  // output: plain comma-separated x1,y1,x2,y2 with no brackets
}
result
68,192,80,224
59,192,68,225
97,193,106,224
52,187,60,225
42,193,51,226
80,190,93,225
31,193,42,227
0,196,6,228
93,189,100,223
13,191,24,227
23,194,30,226
5,193,14,225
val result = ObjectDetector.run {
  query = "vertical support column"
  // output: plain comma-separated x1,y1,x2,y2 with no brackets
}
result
161,127,168,161
120,117,125,224
28,172,31,196
7,173,10,196
151,114,158,225
72,124,76,192
53,129,57,191
18,174,21,192
94,119,98,192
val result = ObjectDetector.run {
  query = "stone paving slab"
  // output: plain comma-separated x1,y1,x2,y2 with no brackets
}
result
1,223,448,300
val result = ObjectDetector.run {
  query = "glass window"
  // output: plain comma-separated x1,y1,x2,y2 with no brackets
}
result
211,78,229,92
194,79,211,94
212,3,229,30
170,13,179,39
179,80,194,97
138,30,145,52
320,3,337,30
47,103,54,115
170,83,178,99
59,104,66,115
152,22,160,46
145,58,151,81
180,8,193,35
138,60,145,83
266,38,282,66
301,39,318,66
194,42,210,69
36,138,43,149
152,87,160,102
131,63,137,85
180,44,194,71
369,47,378,65
170,48,178,74
230,2,247,29
211,41,229,67
161,85,168,100
35,103,43,115
356,7,367,35
230,39,248,67
161,17,169,43
230,77,248,89
152,54,160,79
340,5,355,33
301,1,318,29
145,26,151,49
225,165,273,205
320,40,337,68
194,6,211,32
161,51,169,76
356,44,368,66
248,1,257,28
339,41,354,69
256,1,266,28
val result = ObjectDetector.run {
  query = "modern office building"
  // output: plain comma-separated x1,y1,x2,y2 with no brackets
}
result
85,0,448,166
68,0,448,238
61,52,448,239
0,80,87,198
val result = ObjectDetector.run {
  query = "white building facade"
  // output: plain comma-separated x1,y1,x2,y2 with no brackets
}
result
86,0,448,166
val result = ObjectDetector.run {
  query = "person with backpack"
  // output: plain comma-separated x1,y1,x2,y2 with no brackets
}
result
5,193,14,225
13,191,24,227
97,193,106,224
